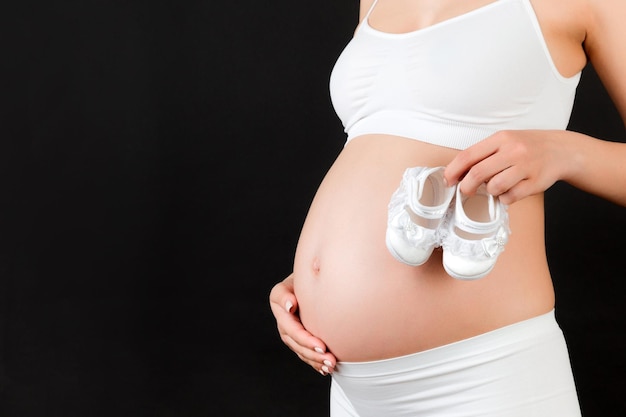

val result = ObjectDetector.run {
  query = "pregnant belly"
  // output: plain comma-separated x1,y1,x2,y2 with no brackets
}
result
292,135,554,362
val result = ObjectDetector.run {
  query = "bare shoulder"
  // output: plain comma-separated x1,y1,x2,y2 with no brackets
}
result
359,0,376,22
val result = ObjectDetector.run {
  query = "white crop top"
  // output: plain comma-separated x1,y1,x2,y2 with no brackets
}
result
329,0,582,150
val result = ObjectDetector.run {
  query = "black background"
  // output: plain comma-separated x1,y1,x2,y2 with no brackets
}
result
2,1,626,416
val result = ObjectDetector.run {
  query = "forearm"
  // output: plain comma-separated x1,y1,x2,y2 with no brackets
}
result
561,130,626,207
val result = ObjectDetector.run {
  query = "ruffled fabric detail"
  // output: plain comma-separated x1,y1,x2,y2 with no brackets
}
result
387,169,443,250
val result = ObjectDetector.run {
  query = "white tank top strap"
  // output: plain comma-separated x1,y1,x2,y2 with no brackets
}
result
363,0,380,20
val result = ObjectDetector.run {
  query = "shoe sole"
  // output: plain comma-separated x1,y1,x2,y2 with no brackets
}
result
443,262,494,281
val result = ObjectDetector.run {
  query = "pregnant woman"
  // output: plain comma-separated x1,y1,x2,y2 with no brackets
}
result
269,0,626,415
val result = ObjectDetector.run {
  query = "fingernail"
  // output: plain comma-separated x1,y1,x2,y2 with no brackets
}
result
324,360,333,367
285,301,293,313
322,366,330,373
314,347,324,354
319,369,327,376
444,177,457,187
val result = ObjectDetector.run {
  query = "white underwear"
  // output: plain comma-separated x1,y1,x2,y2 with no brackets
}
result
330,310,581,417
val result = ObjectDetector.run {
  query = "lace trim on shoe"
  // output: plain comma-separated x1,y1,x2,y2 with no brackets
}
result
388,169,450,221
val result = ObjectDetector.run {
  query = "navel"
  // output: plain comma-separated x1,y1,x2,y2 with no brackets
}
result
311,256,321,275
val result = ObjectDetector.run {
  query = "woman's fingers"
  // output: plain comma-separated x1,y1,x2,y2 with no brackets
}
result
269,277,336,375
445,130,561,204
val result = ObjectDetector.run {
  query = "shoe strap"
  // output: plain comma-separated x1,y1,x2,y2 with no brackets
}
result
407,168,452,218
454,187,501,234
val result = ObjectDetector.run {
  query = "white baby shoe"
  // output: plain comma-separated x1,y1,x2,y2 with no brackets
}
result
386,166,455,266
441,183,510,280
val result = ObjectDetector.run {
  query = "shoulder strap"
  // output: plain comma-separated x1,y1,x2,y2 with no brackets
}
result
364,0,380,20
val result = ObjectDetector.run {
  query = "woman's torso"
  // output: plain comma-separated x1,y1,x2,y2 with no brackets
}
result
292,0,588,362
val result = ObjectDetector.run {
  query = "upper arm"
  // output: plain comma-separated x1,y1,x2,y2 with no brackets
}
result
584,0,626,124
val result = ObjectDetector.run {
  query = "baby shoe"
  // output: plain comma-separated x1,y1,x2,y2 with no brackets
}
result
441,183,510,280
386,166,455,266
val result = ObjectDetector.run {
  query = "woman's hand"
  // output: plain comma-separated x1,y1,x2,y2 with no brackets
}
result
269,274,336,376
444,130,574,205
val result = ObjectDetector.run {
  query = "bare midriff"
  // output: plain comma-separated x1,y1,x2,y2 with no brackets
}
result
293,134,555,362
